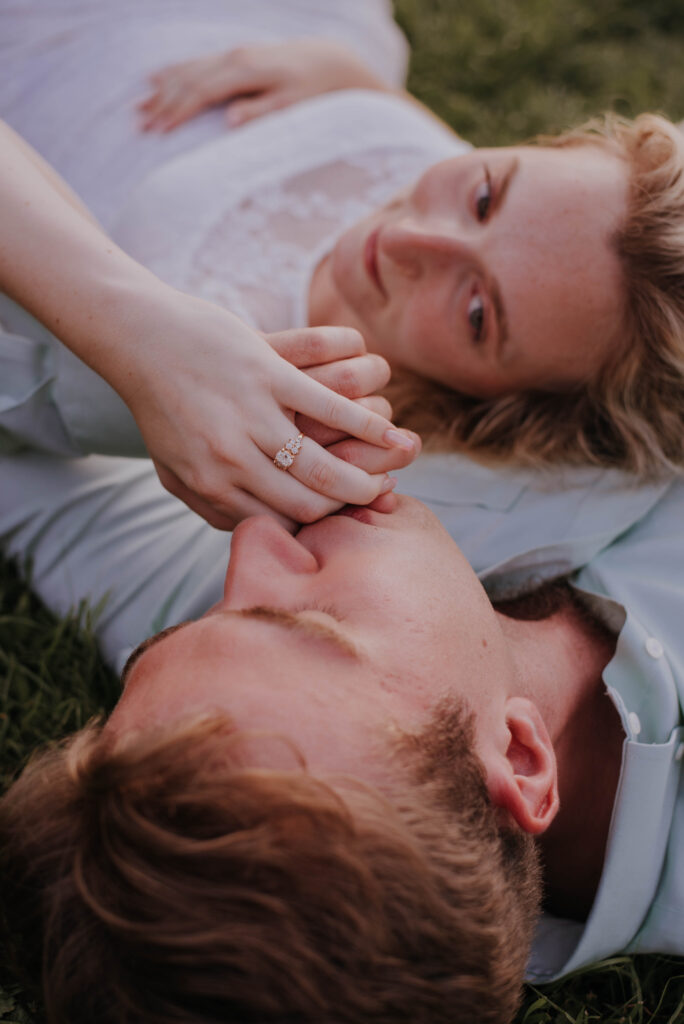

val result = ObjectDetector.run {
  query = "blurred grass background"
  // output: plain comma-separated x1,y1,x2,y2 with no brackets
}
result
395,0,684,143
2,0,684,1021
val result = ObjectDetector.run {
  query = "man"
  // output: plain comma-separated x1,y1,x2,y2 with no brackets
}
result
1,437,683,1022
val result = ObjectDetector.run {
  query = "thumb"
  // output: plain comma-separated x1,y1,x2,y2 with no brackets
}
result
226,91,291,127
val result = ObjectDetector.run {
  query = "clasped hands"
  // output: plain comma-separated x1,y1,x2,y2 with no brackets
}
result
116,293,418,532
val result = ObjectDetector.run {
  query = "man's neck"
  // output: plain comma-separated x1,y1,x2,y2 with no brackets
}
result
500,598,624,919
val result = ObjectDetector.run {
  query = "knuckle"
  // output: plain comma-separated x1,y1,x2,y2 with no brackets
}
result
197,483,223,507
322,395,345,430
334,366,360,397
362,409,378,436
183,464,223,506
305,458,337,493
179,463,202,496
295,332,326,365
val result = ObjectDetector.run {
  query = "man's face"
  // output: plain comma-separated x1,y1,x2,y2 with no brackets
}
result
110,498,515,782
319,143,628,397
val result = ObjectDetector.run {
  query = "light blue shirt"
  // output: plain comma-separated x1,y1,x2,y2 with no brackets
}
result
396,454,684,979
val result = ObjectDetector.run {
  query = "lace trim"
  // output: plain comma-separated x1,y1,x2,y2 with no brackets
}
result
185,147,444,332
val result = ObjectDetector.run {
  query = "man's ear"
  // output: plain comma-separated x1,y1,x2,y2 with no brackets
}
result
487,697,559,835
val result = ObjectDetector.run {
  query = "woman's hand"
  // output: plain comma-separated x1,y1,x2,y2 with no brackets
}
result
116,293,416,531
0,121,415,533
137,39,387,133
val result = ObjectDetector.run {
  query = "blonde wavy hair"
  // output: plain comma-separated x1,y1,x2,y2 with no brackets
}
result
388,113,684,477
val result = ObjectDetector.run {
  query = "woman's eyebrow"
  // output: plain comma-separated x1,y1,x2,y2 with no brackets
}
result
120,605,358,684
493,156,519,214
488,157,518,355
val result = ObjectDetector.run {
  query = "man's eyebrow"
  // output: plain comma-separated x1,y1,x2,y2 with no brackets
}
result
120,605,358,683
121,620,193,685
488,157,518,355
237,605,359,659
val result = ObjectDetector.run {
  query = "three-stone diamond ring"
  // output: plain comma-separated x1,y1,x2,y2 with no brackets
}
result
273,433,304,471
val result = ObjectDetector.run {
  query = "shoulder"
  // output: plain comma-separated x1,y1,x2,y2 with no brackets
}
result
396,456,670,585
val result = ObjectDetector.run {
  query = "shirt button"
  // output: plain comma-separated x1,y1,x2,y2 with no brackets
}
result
628,712,642,737
645,637,664,659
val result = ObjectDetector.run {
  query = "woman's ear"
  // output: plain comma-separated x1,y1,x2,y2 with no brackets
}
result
487,697,559,835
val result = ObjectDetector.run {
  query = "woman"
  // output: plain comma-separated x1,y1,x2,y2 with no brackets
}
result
133,40,684,478
2,0,684,537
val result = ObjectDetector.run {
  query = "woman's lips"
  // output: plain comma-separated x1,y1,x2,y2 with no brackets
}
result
364,227,386,297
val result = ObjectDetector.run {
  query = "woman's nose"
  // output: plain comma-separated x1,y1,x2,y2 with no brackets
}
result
222,515,318,604
380,221,475,277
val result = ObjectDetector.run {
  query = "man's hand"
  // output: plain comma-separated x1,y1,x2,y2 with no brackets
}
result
137,39,387,133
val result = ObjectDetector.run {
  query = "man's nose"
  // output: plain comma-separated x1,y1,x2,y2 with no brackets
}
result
380,221,476,277
223,515,317,604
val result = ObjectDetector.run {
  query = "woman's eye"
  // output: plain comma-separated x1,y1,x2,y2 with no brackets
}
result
467,293,485,343
474,168,493,221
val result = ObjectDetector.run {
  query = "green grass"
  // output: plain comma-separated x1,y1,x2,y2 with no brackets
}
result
395,0,684,145
2,0,684,1020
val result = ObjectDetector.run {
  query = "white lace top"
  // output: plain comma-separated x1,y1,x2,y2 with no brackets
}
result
111,91,468,335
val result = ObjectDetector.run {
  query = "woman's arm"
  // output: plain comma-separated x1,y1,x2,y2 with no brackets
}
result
2,122,102,227
0,121,417,530
137,38,455,134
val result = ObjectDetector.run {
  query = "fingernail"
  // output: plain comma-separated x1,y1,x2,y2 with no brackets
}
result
379,475,397,494
384,428,414,452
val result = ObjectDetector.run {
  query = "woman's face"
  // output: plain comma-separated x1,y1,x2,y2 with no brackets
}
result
310,143,629,398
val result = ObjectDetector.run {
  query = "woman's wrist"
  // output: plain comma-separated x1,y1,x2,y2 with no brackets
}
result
66,262,185,403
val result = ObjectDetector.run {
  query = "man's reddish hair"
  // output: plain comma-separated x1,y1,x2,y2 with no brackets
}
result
0,709,540,1024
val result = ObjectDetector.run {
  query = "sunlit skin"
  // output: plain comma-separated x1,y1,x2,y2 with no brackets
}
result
308,144,629,397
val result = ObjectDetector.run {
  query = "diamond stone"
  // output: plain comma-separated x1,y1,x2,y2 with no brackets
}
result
275,449,294,468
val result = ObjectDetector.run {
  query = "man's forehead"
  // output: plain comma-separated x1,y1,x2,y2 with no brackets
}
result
121,605,359,686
